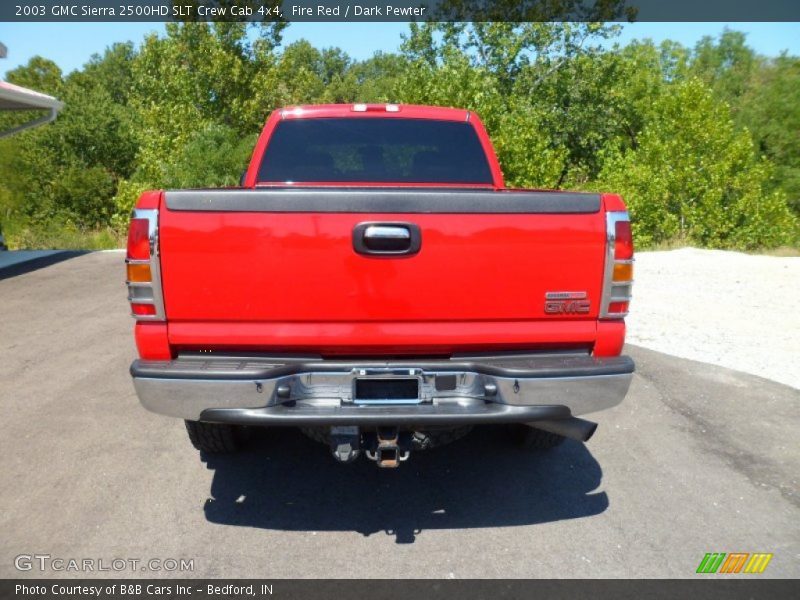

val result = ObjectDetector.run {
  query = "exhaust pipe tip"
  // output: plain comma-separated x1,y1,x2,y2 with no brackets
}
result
529,416,598,442
580,419,598,442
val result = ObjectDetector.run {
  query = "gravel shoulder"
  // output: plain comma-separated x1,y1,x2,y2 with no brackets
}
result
626,248,800,389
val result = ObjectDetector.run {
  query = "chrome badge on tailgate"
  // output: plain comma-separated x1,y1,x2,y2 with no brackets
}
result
544,291,591,314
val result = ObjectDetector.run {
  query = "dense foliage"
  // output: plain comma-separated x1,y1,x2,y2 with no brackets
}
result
0,23,797,249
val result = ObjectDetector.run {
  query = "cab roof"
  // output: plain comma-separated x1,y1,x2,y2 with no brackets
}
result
278,104,471,122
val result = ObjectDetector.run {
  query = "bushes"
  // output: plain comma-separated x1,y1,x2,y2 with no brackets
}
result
160,124,257,189
2,218,124,250
595,78,798,249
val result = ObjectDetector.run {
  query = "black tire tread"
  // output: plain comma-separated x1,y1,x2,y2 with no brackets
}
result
411,426,473,450
510,424,566,450
184,420,244,453
300,426,330,446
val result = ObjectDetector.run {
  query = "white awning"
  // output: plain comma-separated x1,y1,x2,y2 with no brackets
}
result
0,80,64,138
0,80,63,111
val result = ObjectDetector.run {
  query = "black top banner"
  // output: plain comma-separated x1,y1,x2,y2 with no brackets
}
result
1,0,799,22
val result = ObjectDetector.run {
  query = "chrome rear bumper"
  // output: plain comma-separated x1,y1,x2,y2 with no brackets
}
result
131,353,634,425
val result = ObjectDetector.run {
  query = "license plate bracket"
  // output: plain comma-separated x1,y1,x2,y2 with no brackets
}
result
353,377,421,405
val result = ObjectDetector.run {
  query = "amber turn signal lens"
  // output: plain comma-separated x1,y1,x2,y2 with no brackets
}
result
613,262,633,282
127,263,152,282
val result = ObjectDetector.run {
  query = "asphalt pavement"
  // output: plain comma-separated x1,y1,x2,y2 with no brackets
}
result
0,251,798,578
0,250,86,280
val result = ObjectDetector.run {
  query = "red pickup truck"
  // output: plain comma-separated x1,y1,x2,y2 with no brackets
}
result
127,104,634,468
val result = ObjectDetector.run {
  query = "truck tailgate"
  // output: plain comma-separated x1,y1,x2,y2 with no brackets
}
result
157,189,607,352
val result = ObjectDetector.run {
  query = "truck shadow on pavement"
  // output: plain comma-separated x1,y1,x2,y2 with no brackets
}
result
201,426,607,543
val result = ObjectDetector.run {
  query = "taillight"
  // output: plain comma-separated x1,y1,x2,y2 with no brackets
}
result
131,303,157,316
607,301,630,314
126,263,152,282
614,220,633,260
126,218,150,260
352,103,401,112
125,209,165,321
600,211,634,318
612,262,633,282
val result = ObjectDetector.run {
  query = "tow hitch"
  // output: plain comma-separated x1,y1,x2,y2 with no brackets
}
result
329,426,411,468
366,427,412,468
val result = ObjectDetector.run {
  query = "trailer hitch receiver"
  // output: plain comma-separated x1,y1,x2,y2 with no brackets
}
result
365,427,411,468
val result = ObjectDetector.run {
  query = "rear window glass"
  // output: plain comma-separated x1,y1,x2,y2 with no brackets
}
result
257,117,493,184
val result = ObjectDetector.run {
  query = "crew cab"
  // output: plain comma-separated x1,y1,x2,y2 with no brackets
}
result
127,104,634,468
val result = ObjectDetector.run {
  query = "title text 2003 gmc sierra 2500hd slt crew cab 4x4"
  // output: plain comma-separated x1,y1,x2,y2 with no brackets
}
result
126,104,634,468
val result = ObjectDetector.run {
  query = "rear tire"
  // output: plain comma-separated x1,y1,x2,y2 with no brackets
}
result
410,426,473,450
184,420,249,454
508,424,566,450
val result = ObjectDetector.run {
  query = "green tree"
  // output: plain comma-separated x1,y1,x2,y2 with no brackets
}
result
688,30,800,214
393,21,625,188
160,124,257,189
738,55,800,211
691,29,758,114
596,78,797,249
0,48,138,234
345,52,409,102
115,22,284,216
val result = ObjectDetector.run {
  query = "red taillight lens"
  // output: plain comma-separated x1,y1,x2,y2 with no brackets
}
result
614,221,633,260
608,301,629,314
127,218,150,260
131,303,157,316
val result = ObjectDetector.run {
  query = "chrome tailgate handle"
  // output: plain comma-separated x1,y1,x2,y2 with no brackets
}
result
353,222,422,256
364,225,411,241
